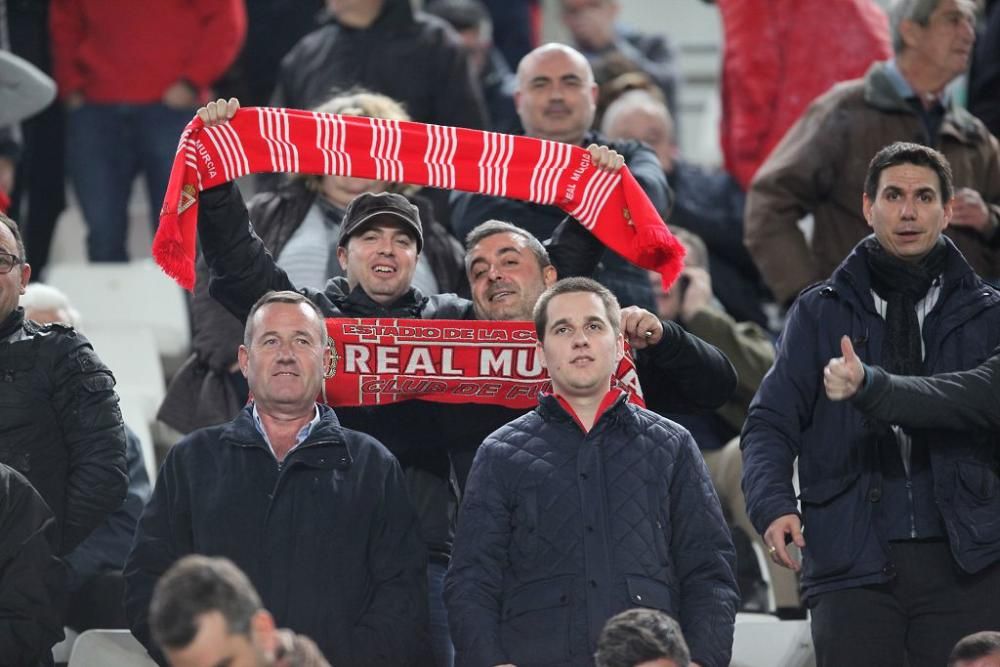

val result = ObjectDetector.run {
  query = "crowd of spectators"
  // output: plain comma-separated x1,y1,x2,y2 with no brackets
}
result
2,0,1000,666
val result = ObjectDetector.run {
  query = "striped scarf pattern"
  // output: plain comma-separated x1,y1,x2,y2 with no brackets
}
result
153,107,684,290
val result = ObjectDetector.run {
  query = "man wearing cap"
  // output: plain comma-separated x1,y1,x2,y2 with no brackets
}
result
193,98,735,667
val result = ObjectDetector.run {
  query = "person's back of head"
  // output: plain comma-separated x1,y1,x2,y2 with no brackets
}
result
595,608,691,667
949,631,1000,667
20,283,81,328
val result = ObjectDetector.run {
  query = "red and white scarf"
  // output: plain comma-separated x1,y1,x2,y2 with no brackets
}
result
152,107,684,290
321,319,645,410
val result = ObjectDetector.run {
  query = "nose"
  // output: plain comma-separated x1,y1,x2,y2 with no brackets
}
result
571,328,590,348
900,197,917,219
375,236,394,255
487,263,503,281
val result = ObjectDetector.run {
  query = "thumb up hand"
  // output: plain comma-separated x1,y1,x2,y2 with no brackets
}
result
824,335,865,401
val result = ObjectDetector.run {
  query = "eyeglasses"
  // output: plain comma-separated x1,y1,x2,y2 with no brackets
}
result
0,252,23,274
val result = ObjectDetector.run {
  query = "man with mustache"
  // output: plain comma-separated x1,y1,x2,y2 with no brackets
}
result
449,43,672,311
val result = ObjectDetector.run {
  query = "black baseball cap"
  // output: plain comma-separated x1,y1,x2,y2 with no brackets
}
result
337,192,423,252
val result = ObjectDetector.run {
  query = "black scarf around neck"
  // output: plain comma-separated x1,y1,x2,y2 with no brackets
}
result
864,237,948,375
0,307,24,341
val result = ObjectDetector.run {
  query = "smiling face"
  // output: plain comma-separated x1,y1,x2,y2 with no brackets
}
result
238,302,329,416
467,231,557,321
515,45,597,145
863,162,952,262
337,217,419,305
537,291,623,401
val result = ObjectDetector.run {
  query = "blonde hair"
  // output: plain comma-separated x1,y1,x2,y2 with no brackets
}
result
300,90,416,196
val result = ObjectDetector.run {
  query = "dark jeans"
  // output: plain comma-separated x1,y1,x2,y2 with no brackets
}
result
428,561,455,667
66,102,193,261
810,541,1000,667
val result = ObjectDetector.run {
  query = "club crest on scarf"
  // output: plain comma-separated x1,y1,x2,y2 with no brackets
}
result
320,318,645,409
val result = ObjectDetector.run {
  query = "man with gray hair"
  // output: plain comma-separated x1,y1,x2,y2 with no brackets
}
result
745,0,1000,307
125,290,431,666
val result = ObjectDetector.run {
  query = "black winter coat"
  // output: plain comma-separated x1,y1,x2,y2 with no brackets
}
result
0,463,66,667
272,0,486,131
445,394,739,667
0,311,128,555
742,237,1000,601
124,404,431,666
854,348,1000,431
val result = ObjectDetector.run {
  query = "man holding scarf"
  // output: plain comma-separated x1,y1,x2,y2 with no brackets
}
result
742,142,1000,667
192,96,735,667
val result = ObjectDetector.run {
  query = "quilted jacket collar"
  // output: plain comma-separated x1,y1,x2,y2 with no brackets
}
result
538,389,629,433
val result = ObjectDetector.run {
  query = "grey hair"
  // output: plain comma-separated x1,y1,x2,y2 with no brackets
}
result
889,0,942,53
20,283,82,328
464,220,551,274
244,290,328,348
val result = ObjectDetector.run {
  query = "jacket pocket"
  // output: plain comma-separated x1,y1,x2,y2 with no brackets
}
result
625,575,676,615
954,461,1000,545
501,575,572,665
797,472,870,579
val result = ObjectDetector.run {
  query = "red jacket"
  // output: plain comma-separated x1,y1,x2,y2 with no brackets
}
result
718,0,891,190
50,0,246,104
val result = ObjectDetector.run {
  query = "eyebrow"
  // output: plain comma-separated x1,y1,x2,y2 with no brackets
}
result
257,329,316,340
548,315,605,330
470,246,523,269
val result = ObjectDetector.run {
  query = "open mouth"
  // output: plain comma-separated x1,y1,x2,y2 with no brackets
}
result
372,264,396,275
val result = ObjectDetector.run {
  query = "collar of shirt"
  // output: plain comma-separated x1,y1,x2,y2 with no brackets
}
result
251,403,321,460
884,59,950,109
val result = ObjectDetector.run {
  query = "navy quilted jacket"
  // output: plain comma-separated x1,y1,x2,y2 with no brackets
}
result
444,394,739,667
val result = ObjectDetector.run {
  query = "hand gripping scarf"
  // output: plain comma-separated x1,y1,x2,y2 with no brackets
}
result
320,319,645,410
152,107,684,290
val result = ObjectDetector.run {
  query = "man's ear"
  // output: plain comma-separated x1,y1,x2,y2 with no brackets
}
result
536,339,547,369
862,193,874,229
898,18,921,52
337,245,349,271
249,610,278,656
238,345,250,378
543,265,557,287
616,331,625,363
